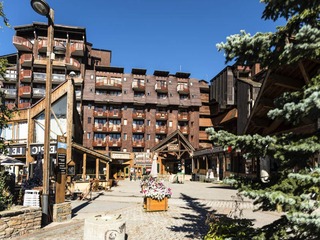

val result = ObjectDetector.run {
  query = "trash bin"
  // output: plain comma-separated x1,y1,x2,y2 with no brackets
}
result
83,214,126,240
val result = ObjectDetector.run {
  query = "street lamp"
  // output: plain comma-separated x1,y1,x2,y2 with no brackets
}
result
30,0,54,225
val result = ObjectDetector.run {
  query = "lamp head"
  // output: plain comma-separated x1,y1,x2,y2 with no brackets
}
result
69,71,76,78
30,0,50,16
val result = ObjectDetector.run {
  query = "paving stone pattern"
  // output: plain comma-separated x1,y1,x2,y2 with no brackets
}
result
11,180,280,240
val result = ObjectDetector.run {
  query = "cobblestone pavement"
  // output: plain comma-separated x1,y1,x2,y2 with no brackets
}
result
11,180,281,240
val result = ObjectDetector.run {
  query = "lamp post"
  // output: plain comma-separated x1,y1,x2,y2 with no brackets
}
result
30,0,54,225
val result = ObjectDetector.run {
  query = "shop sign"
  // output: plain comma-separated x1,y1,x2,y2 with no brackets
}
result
111,152,131,159
56,136,67,174
7,146,26,156
30,144,57,155
134,152,152,165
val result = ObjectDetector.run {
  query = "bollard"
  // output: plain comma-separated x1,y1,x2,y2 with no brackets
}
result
83,214,126,240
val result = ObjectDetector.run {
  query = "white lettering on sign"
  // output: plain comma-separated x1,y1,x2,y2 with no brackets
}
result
30,145,57,155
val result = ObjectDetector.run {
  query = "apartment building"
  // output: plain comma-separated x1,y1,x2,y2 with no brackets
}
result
0,22,212,180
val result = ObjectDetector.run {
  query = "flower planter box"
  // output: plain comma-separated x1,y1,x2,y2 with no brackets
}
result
143,197,168,212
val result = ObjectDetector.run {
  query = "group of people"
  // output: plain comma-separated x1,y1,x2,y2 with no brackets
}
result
129,167,142,181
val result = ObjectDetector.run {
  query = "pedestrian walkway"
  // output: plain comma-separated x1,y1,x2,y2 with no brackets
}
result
12,179,281,240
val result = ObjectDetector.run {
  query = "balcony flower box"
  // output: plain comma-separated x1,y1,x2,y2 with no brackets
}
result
143,197,168,212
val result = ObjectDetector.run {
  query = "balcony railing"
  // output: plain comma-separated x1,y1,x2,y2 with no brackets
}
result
155,112,168,120
70,42,84,56
92,138,107,147
0,88,16,98
33,88,46,98
13,36,33,52
95,77,122,90
18,102,31,109
93,110,108,117
106,110,122,118
132,111,145,119
132,80,145,91
178,126,189,134
0,70,17,82
155,126,167,134
38,38,48,52
5,103,16,110
178,112,189,121
132,139,145,147
177,84,189,94
93,124,108,132
18,86,31,97
52,73,65,83
66,58,80,70
107,139,122,147
132,125,145,133
106,125,121,132
155,81,168,92
20,54,33,67
19,69,32,82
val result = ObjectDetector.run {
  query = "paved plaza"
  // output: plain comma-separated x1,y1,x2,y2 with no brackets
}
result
12,179,281,240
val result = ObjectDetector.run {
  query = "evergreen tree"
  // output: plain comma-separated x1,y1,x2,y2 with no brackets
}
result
207,0,320,239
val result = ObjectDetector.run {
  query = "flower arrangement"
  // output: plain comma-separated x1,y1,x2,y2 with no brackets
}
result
140,176,172,201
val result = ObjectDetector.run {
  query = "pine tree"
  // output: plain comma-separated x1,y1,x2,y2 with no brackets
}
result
207,0,320,239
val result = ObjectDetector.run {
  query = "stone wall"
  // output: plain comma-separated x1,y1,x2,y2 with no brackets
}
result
53,202,71,222
0,206,41,239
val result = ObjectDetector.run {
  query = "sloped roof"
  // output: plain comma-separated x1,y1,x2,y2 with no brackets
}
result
151,130,195,159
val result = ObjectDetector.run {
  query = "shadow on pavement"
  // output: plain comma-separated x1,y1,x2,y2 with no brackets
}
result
167,193,212,239
72,192,104,217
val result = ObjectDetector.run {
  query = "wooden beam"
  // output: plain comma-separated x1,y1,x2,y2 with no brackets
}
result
263,118,284,135
252,117,271,128
96,158,99,179
298,61,310,84
82,153,87,180
270,73,303,90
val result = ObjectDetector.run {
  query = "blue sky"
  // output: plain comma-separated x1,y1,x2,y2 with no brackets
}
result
0,0,285,81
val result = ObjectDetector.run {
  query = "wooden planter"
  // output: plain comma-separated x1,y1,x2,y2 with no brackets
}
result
143,197,168,212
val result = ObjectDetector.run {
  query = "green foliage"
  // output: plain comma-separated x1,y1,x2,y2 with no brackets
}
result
217,0,320,68
209,0,320,239
0,172,13,211
0,2,10,28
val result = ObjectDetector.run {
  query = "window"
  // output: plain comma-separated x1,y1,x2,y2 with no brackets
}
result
124,119,127,125
147,134,151,140
180,95,189,100
147,120,150,126
134,92,145,97
123,133,127,140
87,132,91,139
123,148,127,152
169,121,173,127
157,93,167,99
88,117,91,124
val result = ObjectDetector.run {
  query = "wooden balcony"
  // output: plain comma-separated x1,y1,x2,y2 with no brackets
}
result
5,103,16,110
178,112,189,121
155,81,168,93
106,125,122,132
95,77,122,90
33,55,47,66
132,139,145,147
107,139,122,147
38,38,48,52
201,93,209,102
66,58,80,70
155,112,168,120
92,139,107,147
13,36,33,52
19,69,32,82
70,42,84,56
93,110,108,117
18,102,31,109
177,84,190,94
132,111,146,119
18,86,31,97
20,54,33,67
93,124,108,132
106,110,122,118
199,131,209,140
178,126,189,134
132,125,145,133
155,126,167,134
132,80,145,91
